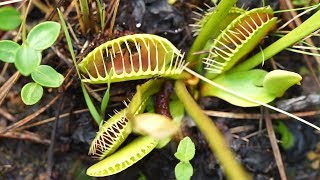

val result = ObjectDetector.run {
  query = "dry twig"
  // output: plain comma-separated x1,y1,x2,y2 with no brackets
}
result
264,108,287,180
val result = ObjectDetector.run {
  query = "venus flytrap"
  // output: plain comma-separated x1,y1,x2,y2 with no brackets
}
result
193,5,312,109
86,80,180,176
58,1,320,179
201,69,302,107
78,34,187,84
0,21,63,105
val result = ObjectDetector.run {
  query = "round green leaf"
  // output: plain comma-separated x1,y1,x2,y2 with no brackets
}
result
26,21,61,50
14,46,42,76
31,65,64,87
0,40,20,63
21,82,43,105
174,137,196,162
175,162,193,180
0,7,21,31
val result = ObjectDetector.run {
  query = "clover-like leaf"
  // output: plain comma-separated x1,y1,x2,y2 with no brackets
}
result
31,65,64,88
21,82,43,105
174,137,196,162
175,162,193,180
14,45,42,76
201,69,302,107
0,40,20,63
0,7,21,31
26,21,61,51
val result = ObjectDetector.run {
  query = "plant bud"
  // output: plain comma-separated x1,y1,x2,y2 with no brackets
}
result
132,113,179,140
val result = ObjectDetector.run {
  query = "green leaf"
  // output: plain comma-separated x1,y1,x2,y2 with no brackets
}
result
263,70,302,97
0,40,20,63
21,82,43,105
100,69,113,119
31,65,64,87
274,121,294,150
201,69,299,107
174,137,195,162
0,7,21,31
26,21,61,51
170,99,184,123
14,45,42,76
175,162,193,180
201,69,302,107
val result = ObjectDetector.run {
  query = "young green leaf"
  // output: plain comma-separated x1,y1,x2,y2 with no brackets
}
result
174,137,195,162
0,40,20,63
31,65,64,88
201,69,302,107
0,7,21,31
263,70,302,97
26,21,61,51
175,161,193,180
170,99,185,123
274,121,294,150
14,45,42,76
21,82,43,105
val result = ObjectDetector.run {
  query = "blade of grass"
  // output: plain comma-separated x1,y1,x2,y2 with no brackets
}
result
108,0,120,39
95,0,105,32
79,0,91,33
100,70,112,120
58,9,102,125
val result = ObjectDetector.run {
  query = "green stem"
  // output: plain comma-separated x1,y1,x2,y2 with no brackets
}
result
79,0,91,33
174,80,250,180
186,0,237,65
231,9,320,72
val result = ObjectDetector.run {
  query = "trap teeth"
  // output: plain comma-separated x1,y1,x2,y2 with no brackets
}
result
78,34,186,84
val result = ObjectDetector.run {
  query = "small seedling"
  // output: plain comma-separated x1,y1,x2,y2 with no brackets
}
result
274,121,295,150
174,137,195,180
0,21,63,105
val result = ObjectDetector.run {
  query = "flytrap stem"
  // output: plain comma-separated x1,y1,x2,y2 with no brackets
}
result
174,80,251,180
186,0,237,65
231,9,320,72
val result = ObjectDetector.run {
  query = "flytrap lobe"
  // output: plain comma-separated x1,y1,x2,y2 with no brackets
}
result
204,6,277,76
88,110,132,160
191,6,246,37
78,34,187,84
87,80,168,177
87,135,158,177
